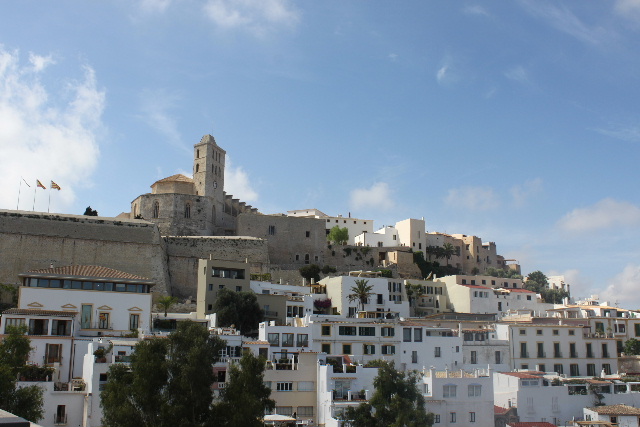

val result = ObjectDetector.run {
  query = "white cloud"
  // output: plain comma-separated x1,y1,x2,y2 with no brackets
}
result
224,157,259,203
463,5,490,17
203,0,299,37
350,182,395,212
388,53,398,62
445,186,500,211
595,125,640,143
557,198,640,232
504,65,530,84
0,46,105,213
436,55,458,86
614,0,640,21
28,53,55,72
519,0,615,46
138,89,190,155
510,178,543,207
601,264,640,307
139,0,172,13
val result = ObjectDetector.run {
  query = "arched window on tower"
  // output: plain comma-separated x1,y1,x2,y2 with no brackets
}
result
195,163,200,173
184,203,191,219
153,202,160,218
196,149,200,158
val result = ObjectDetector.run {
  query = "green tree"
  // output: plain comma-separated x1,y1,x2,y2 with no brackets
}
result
327,226,349,245
405,282,425,314
156,296,178,317
441,243,456,266
101,321,225,427
342,361,433,427
299,264,321,283
347,279,374,313
214,352,275,427
624,338,640,355
0,325,45,422
213,289,263,335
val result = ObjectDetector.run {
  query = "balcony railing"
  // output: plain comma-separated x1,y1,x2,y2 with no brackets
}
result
264,311,278,318
537,352,546,358
81,322,113,330
54,414,68,425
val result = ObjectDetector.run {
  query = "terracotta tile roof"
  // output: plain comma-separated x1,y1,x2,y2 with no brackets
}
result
244,341,269,345
21,265,153,282
586,378,613,385
506,288,536,293
494,405,509,415
2,308,77,317
153,174,193,185
586,404,640,415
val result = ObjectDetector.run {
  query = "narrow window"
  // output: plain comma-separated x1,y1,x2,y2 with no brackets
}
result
184,203,191,219
153,202,160,218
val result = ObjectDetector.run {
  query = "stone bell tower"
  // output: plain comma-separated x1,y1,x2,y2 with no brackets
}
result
193,135,225,199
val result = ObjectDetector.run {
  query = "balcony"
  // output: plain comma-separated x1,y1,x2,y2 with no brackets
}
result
53,414,68,425
264,310,278,318
537,352,546,358
82,322,113,330
114,355,132,363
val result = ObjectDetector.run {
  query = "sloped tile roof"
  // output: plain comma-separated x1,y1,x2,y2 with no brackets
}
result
152,174,193,185
586,404,640,415
2,308,77,317
502,372,543,379
22,265,152,282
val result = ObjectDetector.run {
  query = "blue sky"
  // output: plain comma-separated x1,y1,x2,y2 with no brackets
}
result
2,1,640,305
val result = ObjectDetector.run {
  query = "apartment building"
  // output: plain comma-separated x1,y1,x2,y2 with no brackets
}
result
287,209,374,245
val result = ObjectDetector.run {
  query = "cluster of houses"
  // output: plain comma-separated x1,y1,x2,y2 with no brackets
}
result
2,260,640,427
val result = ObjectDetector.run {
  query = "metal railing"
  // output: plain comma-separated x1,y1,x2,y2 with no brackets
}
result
54,414,67,425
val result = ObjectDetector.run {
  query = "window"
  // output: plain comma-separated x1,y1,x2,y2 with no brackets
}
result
296,334,309,347
587,363,596,376
297,406,314,417
569,329,575,335
184,203,191,219
434,415,440,423
470,351,477,364
570,364,580,376
537,342,545,358
45,343,62,363
359,327,375,336
520,329,526,335
339,326,357,336
435,347,441,357
635,323,640,337
55,405,66,425
570,343,577,358
411,351,418,363
342,344,352,354
553,329,559,335
539,364,546,372
276,406,293,416
495,351,502,364
129,314,140,331
520,342,528,358
363,344,376,355
321,343,331,354
321,325,331,336
443,385,457,397
603,363,612,375
381,345,395,355
537,329,543,335
153,201,159,218
5,318,25,328
602,343,610,358
267,333,279,346
298,382,314,391
586,343,594,358
469,412,476,422
414,328,423,342
403,328,412,342
305,231,310,238
468,384,481,397
450,412,456,423
381,327,395,337
29,318,48,335
282,333,294,347
268,225,276,235
554,342,562,358
554,364,564,374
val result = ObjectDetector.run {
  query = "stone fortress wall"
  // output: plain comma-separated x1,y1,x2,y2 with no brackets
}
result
0,210,271,299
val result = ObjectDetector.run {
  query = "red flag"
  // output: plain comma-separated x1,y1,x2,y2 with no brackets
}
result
51,181,61,190
36,180,46,189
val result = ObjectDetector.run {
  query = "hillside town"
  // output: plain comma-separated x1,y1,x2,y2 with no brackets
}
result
1,135,639,427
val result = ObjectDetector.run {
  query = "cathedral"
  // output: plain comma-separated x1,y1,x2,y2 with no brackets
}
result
130,135,259,236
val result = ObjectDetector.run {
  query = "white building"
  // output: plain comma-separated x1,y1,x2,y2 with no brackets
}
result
287,209,374,245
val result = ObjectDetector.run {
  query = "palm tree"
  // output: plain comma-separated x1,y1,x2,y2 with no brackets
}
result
156,296,178,317
347,279,374,313
405,282,425,316
442,243,456,266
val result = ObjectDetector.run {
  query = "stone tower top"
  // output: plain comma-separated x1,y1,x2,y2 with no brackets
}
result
193,134,225,201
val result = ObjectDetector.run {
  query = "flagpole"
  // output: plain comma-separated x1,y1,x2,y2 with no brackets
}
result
17,178,22,210
48,187,51,213
32,181,37,211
